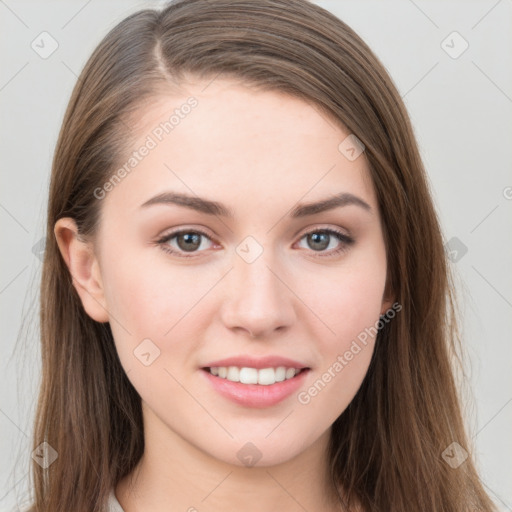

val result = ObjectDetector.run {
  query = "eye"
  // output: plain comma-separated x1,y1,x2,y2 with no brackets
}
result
156,229,215,258
156,226,354,259
296,228,354,258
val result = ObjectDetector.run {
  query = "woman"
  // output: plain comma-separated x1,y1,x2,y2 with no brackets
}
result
27,0,497,510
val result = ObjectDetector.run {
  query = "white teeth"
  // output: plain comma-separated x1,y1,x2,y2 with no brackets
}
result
274,367,286,382
257,368,275,385
227,366,239,381
285,367,296,379
208,366,302,385
239,367,258,384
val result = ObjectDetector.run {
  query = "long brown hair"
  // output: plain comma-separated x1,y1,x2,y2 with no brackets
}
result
25,0,496,510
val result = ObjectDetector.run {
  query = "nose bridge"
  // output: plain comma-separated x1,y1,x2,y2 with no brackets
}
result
221,235,295,337
238,249,279,301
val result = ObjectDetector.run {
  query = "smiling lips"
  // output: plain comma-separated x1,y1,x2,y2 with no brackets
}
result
201,355,311,407
207,366,304,385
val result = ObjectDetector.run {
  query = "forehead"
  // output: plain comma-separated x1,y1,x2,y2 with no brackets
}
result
102,79,376,217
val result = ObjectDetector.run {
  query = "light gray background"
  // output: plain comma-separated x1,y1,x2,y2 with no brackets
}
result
1,1,511,510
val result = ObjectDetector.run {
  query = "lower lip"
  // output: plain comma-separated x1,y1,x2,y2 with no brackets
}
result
201,368,310,408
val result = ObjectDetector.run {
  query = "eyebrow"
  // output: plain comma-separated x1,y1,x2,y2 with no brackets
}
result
140,191,372,218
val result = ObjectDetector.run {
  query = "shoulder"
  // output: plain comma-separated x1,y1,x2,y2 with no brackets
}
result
107,487,125,512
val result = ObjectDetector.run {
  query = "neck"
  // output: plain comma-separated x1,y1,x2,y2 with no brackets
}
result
115,404,343,512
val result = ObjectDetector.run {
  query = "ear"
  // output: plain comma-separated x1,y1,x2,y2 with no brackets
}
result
54,217,109,323
379,275,395,316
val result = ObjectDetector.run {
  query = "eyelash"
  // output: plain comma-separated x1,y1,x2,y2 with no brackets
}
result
155,227,354,259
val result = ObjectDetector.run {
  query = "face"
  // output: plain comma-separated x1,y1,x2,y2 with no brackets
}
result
60,78,391,467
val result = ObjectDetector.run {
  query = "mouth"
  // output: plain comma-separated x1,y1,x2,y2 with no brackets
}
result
200,366,311,408
201,366,310,386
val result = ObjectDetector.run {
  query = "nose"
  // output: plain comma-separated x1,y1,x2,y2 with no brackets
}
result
220,250,296,339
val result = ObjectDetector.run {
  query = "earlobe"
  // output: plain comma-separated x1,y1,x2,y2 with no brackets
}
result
54,217,109,323
380,297,394,316
380,277,395,316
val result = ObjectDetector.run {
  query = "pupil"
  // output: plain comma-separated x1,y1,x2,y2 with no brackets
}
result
179,233,200,252
309,232,328,251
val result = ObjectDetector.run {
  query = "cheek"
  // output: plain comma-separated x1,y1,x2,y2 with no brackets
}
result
293,252,386,410
101,247,223,379
309,275,381,372
333,271,385,342
99,251,179,361
294,285,381,427
302,255,387,350
101,247,196,331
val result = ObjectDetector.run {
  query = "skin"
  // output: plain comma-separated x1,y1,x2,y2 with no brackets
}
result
55,78,392,512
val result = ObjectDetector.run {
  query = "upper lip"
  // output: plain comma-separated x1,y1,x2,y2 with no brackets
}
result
202,355,310,370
